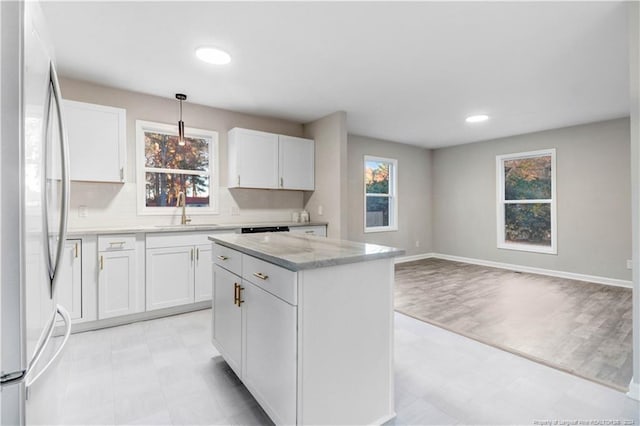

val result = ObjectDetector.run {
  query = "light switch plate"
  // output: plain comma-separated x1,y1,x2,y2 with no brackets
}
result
78,205,88,217
627,259,633,270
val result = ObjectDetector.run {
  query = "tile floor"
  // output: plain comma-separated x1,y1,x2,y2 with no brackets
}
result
28,309,639,425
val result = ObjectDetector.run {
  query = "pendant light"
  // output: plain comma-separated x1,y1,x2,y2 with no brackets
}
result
176,93,187,146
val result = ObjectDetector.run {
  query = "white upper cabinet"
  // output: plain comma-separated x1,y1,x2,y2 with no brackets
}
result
228,128,279,189
279,135,314,190
228,127,314,190
63,99,126,183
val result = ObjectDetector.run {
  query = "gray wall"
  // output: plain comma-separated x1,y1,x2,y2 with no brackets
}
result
348,134,432,256
60,77,307,228
303,112,348,239
432,118,631,281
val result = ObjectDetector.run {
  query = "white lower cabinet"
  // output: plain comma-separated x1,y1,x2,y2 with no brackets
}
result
58,239,82,320
242,282,296,425
146,232,219,311
146,246,195,310
212,266,243,374
194,244,213,302
213,249,297,425
98,236,139,319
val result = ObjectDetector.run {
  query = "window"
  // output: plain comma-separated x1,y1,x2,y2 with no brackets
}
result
136,120,219,215
496,149,556,254
364,156,398,232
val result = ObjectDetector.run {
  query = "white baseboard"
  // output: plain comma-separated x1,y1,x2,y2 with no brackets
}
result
397,252,632,289
628,379,640,401
394,253,435,264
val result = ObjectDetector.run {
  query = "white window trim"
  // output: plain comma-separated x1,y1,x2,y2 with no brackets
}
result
136,120,219,216
496,148,557,254
364,155,398,233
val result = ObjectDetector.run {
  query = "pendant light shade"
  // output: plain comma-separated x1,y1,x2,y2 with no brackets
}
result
176,93,187,146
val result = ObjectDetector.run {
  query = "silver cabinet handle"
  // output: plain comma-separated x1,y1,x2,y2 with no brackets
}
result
196,248,200,261
191,248,194,261
253,272,268,280
217,255,228,261
108,241,126,248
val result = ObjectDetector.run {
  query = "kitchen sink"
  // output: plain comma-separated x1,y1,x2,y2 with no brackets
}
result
154,224,218,228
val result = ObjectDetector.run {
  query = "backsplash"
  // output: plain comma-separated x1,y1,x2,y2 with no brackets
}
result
68,181,305,230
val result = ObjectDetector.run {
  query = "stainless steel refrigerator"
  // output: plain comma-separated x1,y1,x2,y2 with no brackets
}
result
1,1,72,424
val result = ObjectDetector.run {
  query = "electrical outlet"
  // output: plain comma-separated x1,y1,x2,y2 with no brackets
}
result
318,205,323,216
627,259,633,270
415,240,420,248
231,206,240,216
78,205,88,217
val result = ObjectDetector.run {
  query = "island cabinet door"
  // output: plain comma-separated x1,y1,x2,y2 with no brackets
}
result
242,281,297,426
212,265,242,376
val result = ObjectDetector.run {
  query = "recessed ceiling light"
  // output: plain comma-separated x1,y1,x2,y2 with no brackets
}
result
195,47,231,65
465,114,490,123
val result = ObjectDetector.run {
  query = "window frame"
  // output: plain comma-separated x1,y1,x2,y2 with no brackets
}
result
136,120,219,216
364,155,398,233
496,148,557,254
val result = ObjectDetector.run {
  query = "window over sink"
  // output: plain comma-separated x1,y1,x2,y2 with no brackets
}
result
136,120,219,215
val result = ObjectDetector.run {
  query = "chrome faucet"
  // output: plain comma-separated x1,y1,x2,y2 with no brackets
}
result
176,191,191,225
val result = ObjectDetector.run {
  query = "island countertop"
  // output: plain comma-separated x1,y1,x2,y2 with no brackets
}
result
208,232,405,271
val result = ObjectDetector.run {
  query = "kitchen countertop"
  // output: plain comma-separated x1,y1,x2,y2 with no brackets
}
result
67,221,328,236
209,232,405,271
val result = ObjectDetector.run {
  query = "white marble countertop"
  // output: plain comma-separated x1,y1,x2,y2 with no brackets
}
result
209,233,405,271
66,221,328,236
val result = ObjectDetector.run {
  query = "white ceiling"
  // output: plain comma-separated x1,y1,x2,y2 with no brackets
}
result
41,1,630,148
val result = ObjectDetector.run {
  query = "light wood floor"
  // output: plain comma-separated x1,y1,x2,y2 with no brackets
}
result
394,258,633,390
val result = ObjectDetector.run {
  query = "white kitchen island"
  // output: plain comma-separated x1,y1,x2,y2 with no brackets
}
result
209,232,404,426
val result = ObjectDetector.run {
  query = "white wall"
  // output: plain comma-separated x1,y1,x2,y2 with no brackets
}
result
347,134,432,256
60,77,308,229
432,118,631,281
303,111,348,239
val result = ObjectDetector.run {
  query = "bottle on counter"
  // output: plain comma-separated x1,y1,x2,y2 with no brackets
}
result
300,210,310,223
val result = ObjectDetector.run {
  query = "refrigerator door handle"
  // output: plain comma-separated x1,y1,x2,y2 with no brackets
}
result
0,304,57,388
25,304,72,389
47,61,70,298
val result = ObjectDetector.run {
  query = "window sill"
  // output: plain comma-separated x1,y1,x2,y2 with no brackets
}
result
138,207,220,216
497,242,557,255
364,226,398,234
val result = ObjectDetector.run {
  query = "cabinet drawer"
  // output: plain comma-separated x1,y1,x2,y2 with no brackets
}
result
213,244,242,276
98,234,135,251
147,231,226,249
242,255,297,305
289,225,327,237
